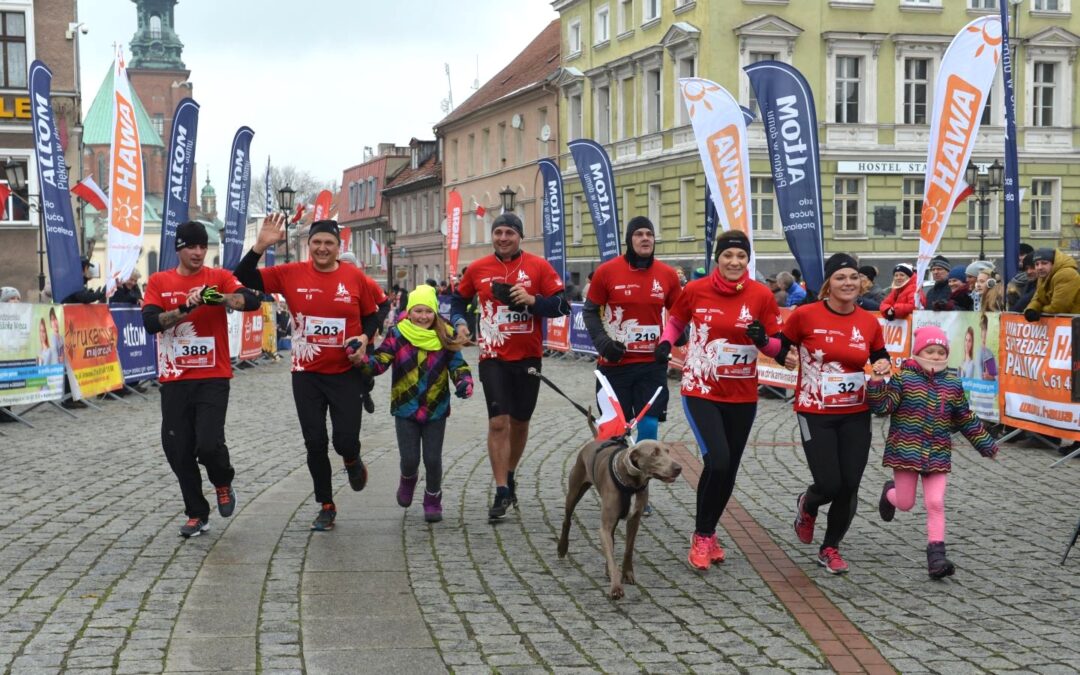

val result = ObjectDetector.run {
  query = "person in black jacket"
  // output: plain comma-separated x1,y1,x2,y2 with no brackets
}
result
63,257,105,304
109,270,143,305
1009,254,1038,313
925,255,952,310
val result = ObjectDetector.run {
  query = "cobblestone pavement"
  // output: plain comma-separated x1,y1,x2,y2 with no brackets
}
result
0,349,1077,674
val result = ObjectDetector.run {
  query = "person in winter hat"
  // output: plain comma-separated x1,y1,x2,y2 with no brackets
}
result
879,263,923,320
362,284,473,523
867,325,998,580
925,256,952,310
1023,248,1080,320
941,265,974,311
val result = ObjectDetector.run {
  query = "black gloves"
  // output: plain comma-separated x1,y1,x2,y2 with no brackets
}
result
883,308,896,321
745,320,769,348
1024,308,1041,323
491,281,526,312
931,300,947,311
655,341,672,363
595,336,626,363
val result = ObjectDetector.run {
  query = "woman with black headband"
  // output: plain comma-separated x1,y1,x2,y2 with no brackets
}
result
772,253,891,574
658,230,782,571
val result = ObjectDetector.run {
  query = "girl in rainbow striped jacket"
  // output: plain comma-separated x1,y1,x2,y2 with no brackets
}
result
867,325,998,580
363,285,473,524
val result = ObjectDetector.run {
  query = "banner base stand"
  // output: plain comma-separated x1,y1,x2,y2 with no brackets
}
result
1062,514,1080,565
105,391,130,405
123,383,150,400
760,385,794,402
0,406,32,428
22,399,78,419
1049,444,1080,469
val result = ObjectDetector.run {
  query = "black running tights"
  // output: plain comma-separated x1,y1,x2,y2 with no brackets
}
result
683,397,757,537
797,411,872,550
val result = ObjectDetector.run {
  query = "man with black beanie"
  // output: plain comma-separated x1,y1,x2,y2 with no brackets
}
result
582,215,681,469
142,221,264,538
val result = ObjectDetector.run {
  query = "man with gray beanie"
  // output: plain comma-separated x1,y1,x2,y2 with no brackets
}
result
925,255,952,310
449,212,569,521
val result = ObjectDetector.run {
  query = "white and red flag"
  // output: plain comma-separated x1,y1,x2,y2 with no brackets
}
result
72,175,108,211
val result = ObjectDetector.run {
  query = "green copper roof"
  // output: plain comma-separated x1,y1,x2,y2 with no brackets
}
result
200,176,215,198
82,66,165,147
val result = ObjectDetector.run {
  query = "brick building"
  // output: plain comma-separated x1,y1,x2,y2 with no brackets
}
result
382,138,442,290
337,144,410,289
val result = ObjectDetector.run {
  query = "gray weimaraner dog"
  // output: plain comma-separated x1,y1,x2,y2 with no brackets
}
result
557,437,682,599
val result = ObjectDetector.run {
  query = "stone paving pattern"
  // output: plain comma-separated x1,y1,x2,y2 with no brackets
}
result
0,349,1077,674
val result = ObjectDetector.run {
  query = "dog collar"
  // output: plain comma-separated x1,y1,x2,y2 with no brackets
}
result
609,448,647,496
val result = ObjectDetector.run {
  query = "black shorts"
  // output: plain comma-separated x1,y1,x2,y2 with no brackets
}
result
597,361,669,422
478,357,542,421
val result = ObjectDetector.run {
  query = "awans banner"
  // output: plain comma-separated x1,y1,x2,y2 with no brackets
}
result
446,190,462,285
28,60,82,303
0,303,65,405
223,126,254,270
917,17,1002,301
109,305,157,383
999,314,1078,441
62,304,123,399
568,139,620,262
999,3,1021,284
537,159,566,281
106,47,145,297
744,61,825,293
264,157,275,266
159,98,200,272
678,77,755,276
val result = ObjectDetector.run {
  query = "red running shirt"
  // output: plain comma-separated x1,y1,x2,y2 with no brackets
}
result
144,267,244,383
457,251,564,361
260,261,379,374
668,278,781,403
586,258,681,366
782,301,885,415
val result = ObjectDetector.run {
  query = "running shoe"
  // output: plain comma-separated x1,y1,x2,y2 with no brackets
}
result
794,492,816,544
215,485,236,518
488,489,513,521
687,533,714,570
311,503,337,531
817,546,849,575
708,535,725,564
642,503,654,517
344,459,368,492
179,517,209,538
878,480,896,522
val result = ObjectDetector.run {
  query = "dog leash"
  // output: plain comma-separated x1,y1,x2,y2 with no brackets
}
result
527,367,595,422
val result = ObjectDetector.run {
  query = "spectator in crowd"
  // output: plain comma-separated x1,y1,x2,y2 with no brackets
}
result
976,271,1005,312
582,271,594,297
880,263,921,320
791,268,804,289
674,268,687,287
965,260,994,291
64,257,106,304
425,278,438,289
1008,254,1037,313
945,266,974,311
1024,247,1080,320
925,256,952,310
109,270,143,305
1010,243,1035,288
0,286,20,302
691,266,708,281
776,271,807,307
858,266,887,304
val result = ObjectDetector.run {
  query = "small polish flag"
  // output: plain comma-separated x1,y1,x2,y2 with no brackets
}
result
290,202,305,224
594,371,629,441
72,175,108,211
0,182,10,220
475,204,486,218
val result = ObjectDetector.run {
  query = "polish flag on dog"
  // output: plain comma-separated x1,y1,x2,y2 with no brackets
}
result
72,175,108,211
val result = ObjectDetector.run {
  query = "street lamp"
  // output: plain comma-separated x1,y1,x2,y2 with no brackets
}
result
277,183,296,263
385,229,397,289
499,185,517,213
964,159,1003,262
4,159,46,298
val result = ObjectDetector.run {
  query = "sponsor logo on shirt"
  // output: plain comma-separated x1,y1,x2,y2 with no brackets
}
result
850,325,865,347
334,282,351,304
651,278,664,299
736,305,753,327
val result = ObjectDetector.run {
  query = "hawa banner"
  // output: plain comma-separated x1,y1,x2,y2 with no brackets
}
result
446,190,462,284
313,189,334,221
544,316,570,352
62,304,123,399
917,17,1002,300
678,77,755,276
106,47,145,297
999,314,1078,441
875,314,913,371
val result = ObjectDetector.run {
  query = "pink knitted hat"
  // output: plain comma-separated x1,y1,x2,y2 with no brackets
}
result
913,325,949,356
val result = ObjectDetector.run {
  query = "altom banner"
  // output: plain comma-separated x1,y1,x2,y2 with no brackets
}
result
568,140,620,261
0,303,65,405
538,158,566,281
238,309,262,361
63,304,123,399
999,314,1078,441
109,305,157,383
223,126,254,270
159,98,200,272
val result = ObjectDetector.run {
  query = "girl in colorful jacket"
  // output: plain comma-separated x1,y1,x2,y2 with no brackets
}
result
364,285,473,523
867,325,998,579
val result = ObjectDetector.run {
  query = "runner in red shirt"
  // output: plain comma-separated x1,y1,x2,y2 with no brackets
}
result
775,253,892,574
583,216,680,514
142,221,263,538
658,230,782,570
235,214,381,531
448,213,569,521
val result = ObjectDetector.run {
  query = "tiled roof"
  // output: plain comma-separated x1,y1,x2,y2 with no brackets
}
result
435,19,560,130
384,155,441,194
82,66,165,147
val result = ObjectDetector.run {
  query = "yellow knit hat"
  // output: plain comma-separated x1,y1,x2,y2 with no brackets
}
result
406,285,438,313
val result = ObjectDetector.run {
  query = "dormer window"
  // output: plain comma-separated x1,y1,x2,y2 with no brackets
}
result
150,14,161,39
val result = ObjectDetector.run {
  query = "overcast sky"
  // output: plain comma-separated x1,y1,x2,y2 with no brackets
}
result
76,0,559,192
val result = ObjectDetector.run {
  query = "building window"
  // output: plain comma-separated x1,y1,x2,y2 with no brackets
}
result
98,156,107,186
901,178,924,234
969,0,998,7
617,75,634,140
903,58,929,125
967,194,992,235
467,134,475,176
450,139,458,180
643,0,660,23
835,56,861,124
595,85,611,144
358,181,366,211
349,183,356,212
149,14,162,39
152,113,165,136
0,12,27,89
679,178,695,238
644,67,661,133
647,183,661,235
568,20,582,54
0,158,27,222
1033,61,1055,127
1034,0,1063,10
368,177,376,208
675,55,697,126
569,93,583,141
1029,179,1058,233
751,176,777,235
409,196,417,234
618,0,633,34
498,122,506,165
481,128,490,174
748,52,778,120
515,121,524,163
572,194,583,244
469,203,478,244
595,5,610,44
622,187,635,225
421,193,429,232
833,178,863,234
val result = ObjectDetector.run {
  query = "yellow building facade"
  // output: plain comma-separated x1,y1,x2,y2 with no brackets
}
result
552,0,1080,282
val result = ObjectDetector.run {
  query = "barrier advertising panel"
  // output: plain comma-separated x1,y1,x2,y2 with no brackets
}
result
999,314,1078,441
261,302,277,356
62,304,123,399
758,307,796,389
239,309,263,361
568,303,597,355
545,316,570,352
0,303,65,405
912,310,1000,423
109,306,157,383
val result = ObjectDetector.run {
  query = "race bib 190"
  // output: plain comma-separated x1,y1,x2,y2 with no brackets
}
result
495,306,533,334
821,372,866,407
172,336,216,369
303,316,346,347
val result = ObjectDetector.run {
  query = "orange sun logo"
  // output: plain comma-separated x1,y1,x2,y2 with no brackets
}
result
680,79,721,119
